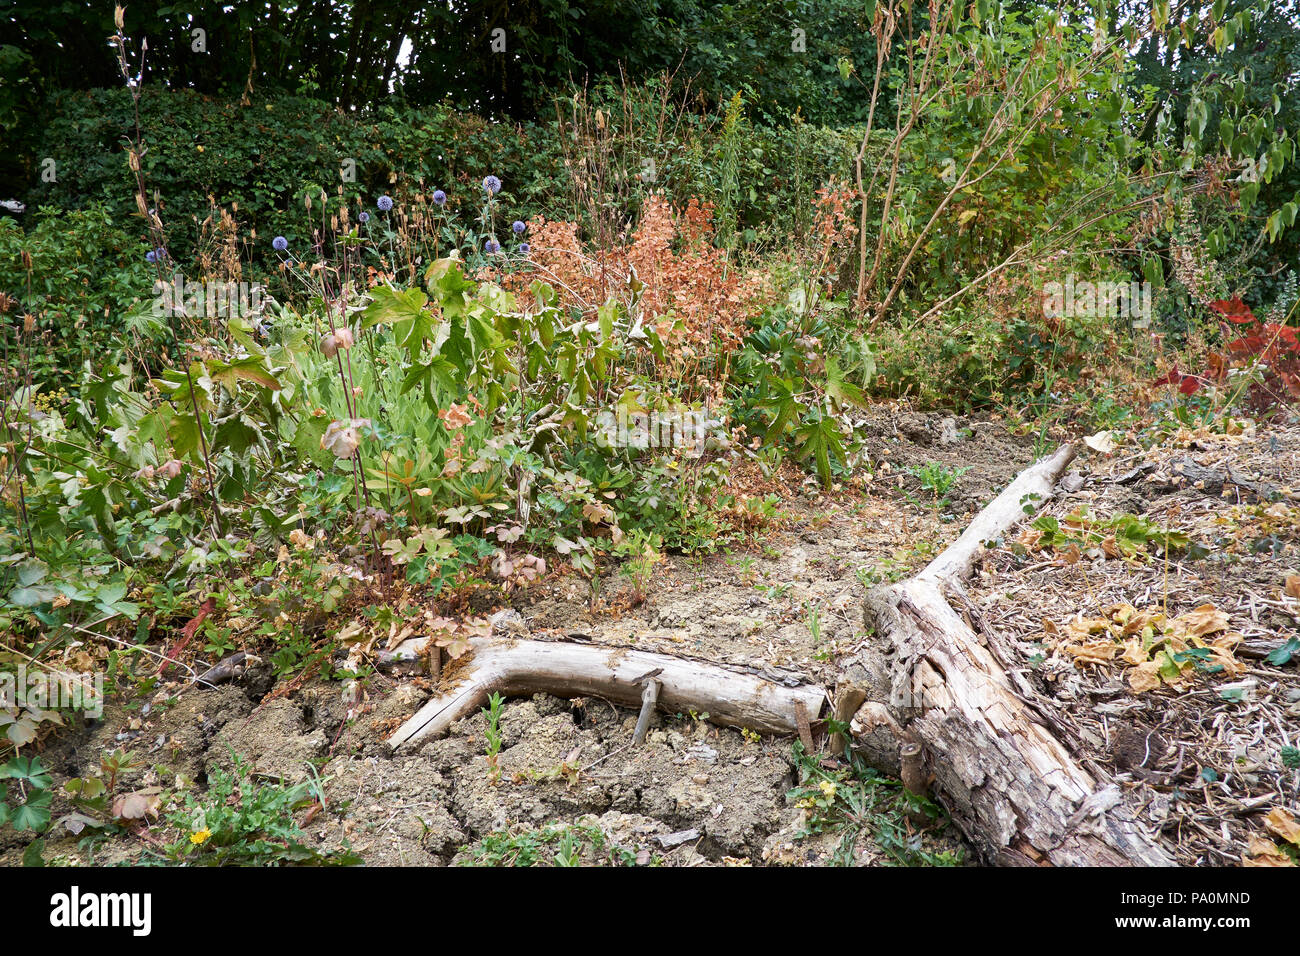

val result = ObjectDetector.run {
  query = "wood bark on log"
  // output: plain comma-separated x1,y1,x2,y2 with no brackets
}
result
387,637,826,751
849,443,1175,866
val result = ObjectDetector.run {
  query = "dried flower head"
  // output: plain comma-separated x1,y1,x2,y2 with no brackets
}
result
438,403,474,430
321,418,371,459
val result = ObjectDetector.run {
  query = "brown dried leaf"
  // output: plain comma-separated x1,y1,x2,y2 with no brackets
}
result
1264,807,1300,845
1128,661,1162,693
1243,834,1295,866
1171,604,1229,640
1063,640,1120,666
1083,430,1117,454
1055,542,1081,565
1119,638,1148,667
1065,614,1110,641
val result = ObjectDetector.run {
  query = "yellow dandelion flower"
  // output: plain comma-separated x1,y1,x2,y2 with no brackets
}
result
191,828,211,845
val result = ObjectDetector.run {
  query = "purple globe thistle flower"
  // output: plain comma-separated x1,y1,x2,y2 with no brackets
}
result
512,220,526,234
377,195,394,212
483,175,502,196
272,236,289,251
433,190,447,206
484,238,501,254
359,211,370,223
518,242,531,256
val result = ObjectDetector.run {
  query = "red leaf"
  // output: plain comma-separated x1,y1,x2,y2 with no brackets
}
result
1154,366,1203,393
160,596,215,675
1226,335,1264,356
1265,323,1300,351
1209,297,1257,325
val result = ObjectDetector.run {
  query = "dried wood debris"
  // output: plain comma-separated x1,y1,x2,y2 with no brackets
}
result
966,419,1300,866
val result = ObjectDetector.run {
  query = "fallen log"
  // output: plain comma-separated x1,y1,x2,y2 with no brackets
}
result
387,637,827,751
850,443,1175,866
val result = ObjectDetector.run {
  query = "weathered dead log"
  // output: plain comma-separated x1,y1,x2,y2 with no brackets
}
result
387,637,826,750
850,443,1175,866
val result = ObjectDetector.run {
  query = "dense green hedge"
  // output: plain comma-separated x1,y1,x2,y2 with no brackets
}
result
0,204,155,383
18,86,859,272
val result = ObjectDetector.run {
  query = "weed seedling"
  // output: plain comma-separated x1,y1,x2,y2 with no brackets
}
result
484,691,505,784
905,462,969,512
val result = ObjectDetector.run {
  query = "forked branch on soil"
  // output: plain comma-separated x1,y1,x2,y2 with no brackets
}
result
387,638,827,750
851,442,1175,866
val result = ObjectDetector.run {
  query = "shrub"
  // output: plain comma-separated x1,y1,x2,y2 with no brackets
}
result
0,205,155,383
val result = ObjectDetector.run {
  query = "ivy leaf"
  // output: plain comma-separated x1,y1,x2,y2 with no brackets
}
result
1266,638,1300,666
